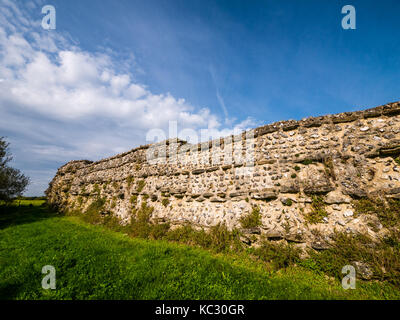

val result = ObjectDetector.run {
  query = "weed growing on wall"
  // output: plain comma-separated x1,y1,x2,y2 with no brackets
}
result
239,206,262,228
137,180,146,193
305,196,327,224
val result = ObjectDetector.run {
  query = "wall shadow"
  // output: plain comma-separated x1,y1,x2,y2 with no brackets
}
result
0,204,60,230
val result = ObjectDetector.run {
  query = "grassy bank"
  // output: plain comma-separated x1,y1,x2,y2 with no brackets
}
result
0,203,399,299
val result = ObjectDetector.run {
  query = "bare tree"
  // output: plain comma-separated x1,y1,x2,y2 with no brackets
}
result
0,137,29,202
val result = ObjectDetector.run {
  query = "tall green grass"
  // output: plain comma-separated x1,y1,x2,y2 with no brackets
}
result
0,203,399,300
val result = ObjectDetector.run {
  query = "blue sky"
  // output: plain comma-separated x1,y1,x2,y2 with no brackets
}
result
1,0,400,196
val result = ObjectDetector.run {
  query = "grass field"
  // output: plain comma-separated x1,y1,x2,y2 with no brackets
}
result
0,199,46,207
1,202,399,300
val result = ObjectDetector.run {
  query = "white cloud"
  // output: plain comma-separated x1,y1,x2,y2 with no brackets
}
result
0,0,258,195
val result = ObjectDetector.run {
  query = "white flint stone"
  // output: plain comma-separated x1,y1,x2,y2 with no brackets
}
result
343,210,354,218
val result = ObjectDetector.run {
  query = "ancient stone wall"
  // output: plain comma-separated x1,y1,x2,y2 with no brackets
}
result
46,101,400,248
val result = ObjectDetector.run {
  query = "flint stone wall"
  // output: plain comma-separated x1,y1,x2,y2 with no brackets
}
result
46,101,400,248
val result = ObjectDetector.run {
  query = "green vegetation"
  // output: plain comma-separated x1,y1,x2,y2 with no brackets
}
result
77,196,83,207
1,198,46,207
250,240,301,269
301,159,313,165
163,223,243,253
81,198,107,224
161,198,170,207
112,181,119,190
93,184,100,196
129,202,157,238
239,206,262,228
130,195,138,207
0,137,30,202
305,195,328,224
291,173,297,179
354,198,400,228
294,165,300,172
323,157,336,180
300,231,400,289
1,201,400,299
15,196,46,201
110,200,117,209
137,180,146,193
126,175,134,188
300,197,400,289
282,198,293,206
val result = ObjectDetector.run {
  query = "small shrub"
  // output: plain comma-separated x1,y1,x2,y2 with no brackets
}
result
300,232,400,288
323,157,336,180
354,198,400,228
83,198,106,224
103,214,124,231
305,195,327,224
129,203,154,238
137,180,146,193
126,175,134,188
239,206,262,228
302,159,313,165
85,198,106,214
294,165,300,172
282,198,293,206
353,198,380,215
291,173,297,179
165,224,242,253
149,223,170,240
162,198,170,207
251,240,301,270
282,221,290,234
165,225,209,247
130,195,138,206
209,223,242,253
93,184,101,196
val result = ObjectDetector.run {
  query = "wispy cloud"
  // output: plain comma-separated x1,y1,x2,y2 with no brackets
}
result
209,65,230,123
